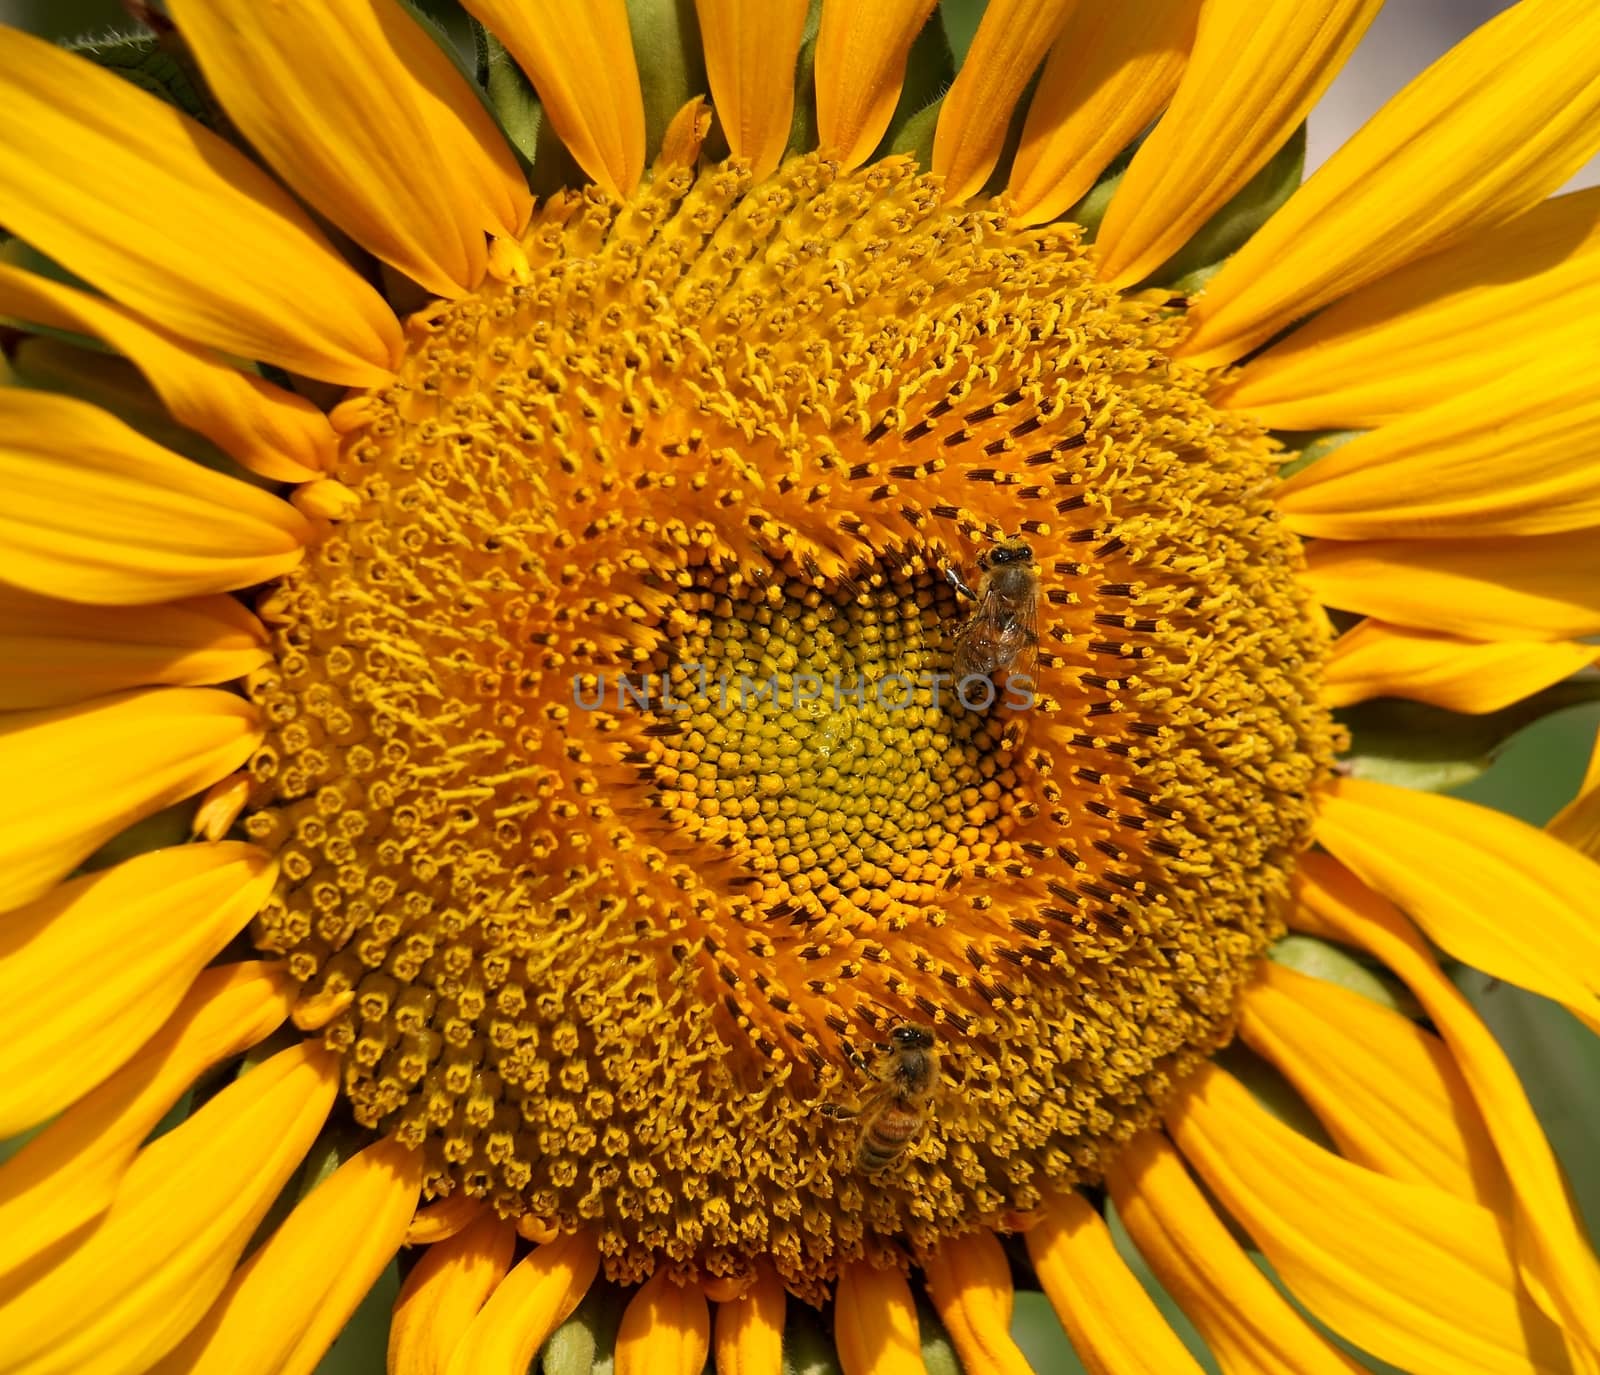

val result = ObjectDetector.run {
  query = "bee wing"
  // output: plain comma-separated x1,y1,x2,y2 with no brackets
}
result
952,587,1006,679
996,584,1039,673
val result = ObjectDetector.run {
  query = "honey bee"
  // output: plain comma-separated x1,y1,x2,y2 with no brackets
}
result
822,1024,941,1172
947,536,1040,682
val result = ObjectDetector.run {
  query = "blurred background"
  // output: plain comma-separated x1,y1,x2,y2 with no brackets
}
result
2,3,1596,1372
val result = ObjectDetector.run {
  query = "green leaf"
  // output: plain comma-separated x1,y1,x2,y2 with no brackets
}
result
1142,124,1306,294
542,1279,627,1375
68,27,212,123
1339,686,1600,794
940,0,988,66
1275,427,1362,481
1010,1290,1087,1375
1269,935,1420,1019
914,1294,963,1375
888,97,944,170
627,0,706,161
475,28,542,166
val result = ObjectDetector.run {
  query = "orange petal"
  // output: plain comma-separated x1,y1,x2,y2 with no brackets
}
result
1178,0,1600,368
1094,0,1380,287
153,1138,423,1375
460,0,646,197
1024,1193,1207,1375
815,0,939,170
1214,186,1600,430
616,1268,711,1375
1009,0,1202,228
0,688,262,914
1321,619,1598,713
922,1230,1033,1375
0,584,270,712
0,263,335,483
389,1212,517,1375
696,0,812,182
0,27,400,385
1274,344,1600,540
0,389,311,606
0,841,277,1136
932,0,1077,204
1303,529,1600,642
1107,1130,1367,1375
168,0,530,300
833,1260,926,1375
1315,777,1600,1036
1240,959,1505,1206
0,962,293,1290
1168,1061,1571,1375
712,1262,785,1375
1295,851,1600,1364
0,1043,339,1375
443,1229,600,1375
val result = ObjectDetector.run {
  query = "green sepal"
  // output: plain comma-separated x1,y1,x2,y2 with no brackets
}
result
627,0,707,162
1338,683,1600,794
395,0,477,84
782,1304,844,1375
785,0,826,158
872,16,955,164
914,1294,962,1375
1063,136,1144,243
67,27,212,124
474,27,543,167
940,0,988,66
1275,427,1362,481
1214,1043,1336,1151
1141,124,1306,294
888,98,943,171
1269,934,1421,1019
1010,1290,1093,1375
540,1278,627,1374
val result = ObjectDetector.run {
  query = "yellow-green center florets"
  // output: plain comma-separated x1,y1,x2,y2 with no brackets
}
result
242,151,1337,1293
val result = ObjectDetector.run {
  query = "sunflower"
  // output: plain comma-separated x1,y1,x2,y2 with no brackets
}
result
2,0,1600,1372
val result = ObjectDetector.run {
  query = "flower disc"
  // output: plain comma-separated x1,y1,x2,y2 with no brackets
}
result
243,153,1339,1292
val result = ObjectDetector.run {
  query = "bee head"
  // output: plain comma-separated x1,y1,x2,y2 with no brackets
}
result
987,537,1033,568
890,1024,936,1050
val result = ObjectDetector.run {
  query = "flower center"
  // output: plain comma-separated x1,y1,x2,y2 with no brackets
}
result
243,153,1338,1292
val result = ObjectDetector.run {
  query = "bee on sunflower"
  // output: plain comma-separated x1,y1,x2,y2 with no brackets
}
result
2,2,1599,1374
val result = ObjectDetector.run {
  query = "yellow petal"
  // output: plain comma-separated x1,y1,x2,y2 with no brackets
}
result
1167,1061,1571,1375
1315,777,1600,1036
443,1229,600,1375
1296,852,1600,1364
0,688,262,914
0,27,400,386
0,842,276,1136
1179,0,1600,369
833,1260,927,1375
406,1194,488,1247
1008,0,1202,228
460,0,646,197
0,262,334,483
615,1268,711,1375
0,390,310,606
1094,0,1380,287
168,0,529,301
712,1262,785,1375
695,0,811,183
1303,530,1600,642
1024,1193,1207,1375
0,584,269,712
0,962,291,1292
1240,959,1504,1205
1322,619,1598,713
814,0,938,170
389,1213,517,1375
922,1231,1033,1375
0,1043,339,1375
1548,730,1600,858
153,1138,422,1375
1107,1130,1366,1375
1215,186,1600,429
1275,347,1600,540
932,0,1077,205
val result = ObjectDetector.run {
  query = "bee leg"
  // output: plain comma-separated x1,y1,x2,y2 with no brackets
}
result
840,1038,872,1075
819,1103,858,1121
944,566,978,601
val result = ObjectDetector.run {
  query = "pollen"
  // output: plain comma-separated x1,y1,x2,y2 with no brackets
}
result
241,149,1339,1295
